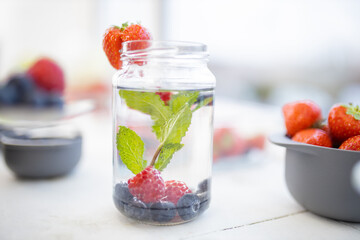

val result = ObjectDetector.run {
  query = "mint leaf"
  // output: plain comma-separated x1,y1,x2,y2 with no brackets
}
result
160,92,198,144
192,96,213,112
119,90,203,171
116,126,146,174
119,90,171,140
151,92,198,169
154,143,183,171
168,92,199,112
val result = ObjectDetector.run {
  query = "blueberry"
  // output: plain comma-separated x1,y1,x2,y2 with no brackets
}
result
27,89,48,107
0,84,17,105
149,201,176,223
113,196,126,213
124,199,148,220
6,74,36,103
113,182,134,213
114,182,134,202
46,93,64,108
177,193,201,221
198,191,210,202
199,198,210,215
197,178,211,193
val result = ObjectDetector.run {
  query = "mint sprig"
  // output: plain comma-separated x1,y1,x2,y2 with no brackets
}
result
117,90,210,172
119,90,171,141
159,92,198,144
154,143,183,171
192,96,213,113
150,92,198,166
116,126,147,174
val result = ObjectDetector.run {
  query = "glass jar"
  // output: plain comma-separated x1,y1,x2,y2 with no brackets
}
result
112,41,215,225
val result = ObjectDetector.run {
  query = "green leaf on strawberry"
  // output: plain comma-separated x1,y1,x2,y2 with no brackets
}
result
343,103,360,120
116,126,147,174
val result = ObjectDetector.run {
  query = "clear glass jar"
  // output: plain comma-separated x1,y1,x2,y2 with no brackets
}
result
112,41,215,225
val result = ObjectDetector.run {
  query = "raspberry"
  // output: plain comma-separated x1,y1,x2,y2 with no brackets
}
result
27,58,65,94
155,92,172,105
165,180,192,204
128,166,166,203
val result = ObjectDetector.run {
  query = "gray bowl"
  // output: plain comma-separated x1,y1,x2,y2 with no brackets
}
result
1,132,82,178
270,134,360,222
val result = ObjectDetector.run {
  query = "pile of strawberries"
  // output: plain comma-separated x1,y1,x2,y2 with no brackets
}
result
283,100,360,151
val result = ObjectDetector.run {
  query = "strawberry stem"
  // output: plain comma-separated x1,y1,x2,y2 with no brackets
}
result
120,22,129,31
344,103,360,121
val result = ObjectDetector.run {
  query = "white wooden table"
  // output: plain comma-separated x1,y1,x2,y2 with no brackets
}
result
1,101,360,240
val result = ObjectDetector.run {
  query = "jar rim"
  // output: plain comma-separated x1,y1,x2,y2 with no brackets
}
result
121,40,209,61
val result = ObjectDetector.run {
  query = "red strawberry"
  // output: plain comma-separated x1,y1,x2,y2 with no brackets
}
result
128,166,165,203
213,128,247,161
165,180,192,204
339,135,360,151
321,124,331,135
282,100,322,137
27,58,65,94
328,104,360,143
120,23,152,43
103,23,152,70
156,92,172,105
102,26,123,70
292,128,332,147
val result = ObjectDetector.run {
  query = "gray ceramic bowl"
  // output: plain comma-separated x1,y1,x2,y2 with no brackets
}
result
270,134,360,222
1,131,82,178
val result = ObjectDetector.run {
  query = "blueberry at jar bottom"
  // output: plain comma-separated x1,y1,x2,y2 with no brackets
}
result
113,181,210,225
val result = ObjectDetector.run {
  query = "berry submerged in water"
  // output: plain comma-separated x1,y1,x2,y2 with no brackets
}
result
197,178,210,193
165,180,192,204
177,193,201,221
114,182,134,202
128,166,166,203
149,201,176,223
124,199,148,220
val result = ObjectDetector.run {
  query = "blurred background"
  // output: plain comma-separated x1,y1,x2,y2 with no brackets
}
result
1,0,360,111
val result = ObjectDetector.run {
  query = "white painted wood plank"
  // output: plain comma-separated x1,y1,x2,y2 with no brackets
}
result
184,212,360,240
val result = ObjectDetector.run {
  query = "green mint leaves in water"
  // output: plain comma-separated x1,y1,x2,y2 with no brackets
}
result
116,90,212,174
116,126,147,174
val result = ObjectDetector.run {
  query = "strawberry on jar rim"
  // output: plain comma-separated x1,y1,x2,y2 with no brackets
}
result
282,100,322,137
102,26,123,69
102,22,152,70
328,103,360,144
